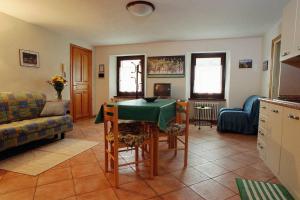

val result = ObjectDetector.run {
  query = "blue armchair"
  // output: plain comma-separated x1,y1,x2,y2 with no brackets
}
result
217,95,261,134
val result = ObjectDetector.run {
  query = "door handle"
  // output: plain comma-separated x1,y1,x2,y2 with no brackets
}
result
288,114,300,120
272,109,279,113
259,130,264,136
282,51,290,57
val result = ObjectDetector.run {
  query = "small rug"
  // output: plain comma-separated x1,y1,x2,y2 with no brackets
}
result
0,139,98,176
236,178,294,200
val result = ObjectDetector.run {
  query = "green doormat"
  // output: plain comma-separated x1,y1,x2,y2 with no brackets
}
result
236,178,294,200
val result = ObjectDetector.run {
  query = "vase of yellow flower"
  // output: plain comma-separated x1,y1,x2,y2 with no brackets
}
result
48,75,67,100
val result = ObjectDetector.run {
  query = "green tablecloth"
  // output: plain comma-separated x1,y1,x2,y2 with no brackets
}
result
95,99,176,131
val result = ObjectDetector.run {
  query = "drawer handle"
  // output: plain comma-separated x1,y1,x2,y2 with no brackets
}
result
260,119,266,123
272,109,279,113
261,106,266,109
282,51,290,56
288,114,300,120
257,143,264,149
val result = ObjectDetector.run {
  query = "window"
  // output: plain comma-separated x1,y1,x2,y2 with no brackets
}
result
117,55,145,97
190,53,226,99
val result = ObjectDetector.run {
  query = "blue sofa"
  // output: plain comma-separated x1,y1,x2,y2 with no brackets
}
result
217,95,261,134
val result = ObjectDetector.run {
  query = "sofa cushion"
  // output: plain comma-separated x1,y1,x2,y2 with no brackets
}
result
0,115,73,140
0,95,9,125
3,93,46,122
40,101,67,117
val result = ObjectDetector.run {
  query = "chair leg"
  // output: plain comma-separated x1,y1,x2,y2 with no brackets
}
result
135,145,139,172
174,136,178,156
114,145,119,188
104,139,108,173
110,142,114,170
184,134,188,167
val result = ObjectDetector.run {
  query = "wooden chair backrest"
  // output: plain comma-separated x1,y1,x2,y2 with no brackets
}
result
103,103,119,143
176,100,189,124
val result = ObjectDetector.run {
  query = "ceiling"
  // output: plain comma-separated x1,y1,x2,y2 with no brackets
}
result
0,0,289,46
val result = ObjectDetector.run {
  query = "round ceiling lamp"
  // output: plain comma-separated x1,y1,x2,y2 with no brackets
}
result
126,1,155,17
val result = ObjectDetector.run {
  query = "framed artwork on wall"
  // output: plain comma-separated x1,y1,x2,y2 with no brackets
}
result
239,59,252,69
98,64,105,78
19,49,40,67
147,55,185,78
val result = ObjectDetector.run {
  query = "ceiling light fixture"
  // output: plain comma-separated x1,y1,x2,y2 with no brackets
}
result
126,1,155,17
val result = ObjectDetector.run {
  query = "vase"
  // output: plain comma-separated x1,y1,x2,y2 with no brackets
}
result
56,90,62,100
54,83,64,101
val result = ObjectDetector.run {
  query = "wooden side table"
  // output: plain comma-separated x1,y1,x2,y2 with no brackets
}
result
194,106,213,129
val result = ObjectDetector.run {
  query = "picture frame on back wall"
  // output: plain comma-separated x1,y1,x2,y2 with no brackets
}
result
147,55,185,78
19,49,40,67
239,59,252,69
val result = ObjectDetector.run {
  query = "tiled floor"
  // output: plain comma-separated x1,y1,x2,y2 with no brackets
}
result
0,119,278,200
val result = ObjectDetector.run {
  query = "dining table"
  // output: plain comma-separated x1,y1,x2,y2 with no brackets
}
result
95,98,177,175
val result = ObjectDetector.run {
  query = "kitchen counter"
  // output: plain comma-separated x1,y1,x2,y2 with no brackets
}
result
259,98,300,110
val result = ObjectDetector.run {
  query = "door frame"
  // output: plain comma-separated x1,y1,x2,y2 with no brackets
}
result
70,44,93,121
269,35,281,98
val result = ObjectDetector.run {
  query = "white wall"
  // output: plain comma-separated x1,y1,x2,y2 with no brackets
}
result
261,21,281,97
0,12,93,102
95,37,263,114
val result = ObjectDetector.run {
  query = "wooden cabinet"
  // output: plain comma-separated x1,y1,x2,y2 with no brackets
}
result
258,101,300,199
281,0,299,61
266,104,283,175
280,107,300,198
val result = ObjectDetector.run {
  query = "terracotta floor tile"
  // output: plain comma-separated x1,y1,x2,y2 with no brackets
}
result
146,175,185,195
77,188,118,200
230,153,260,165
0,174,37,194
250,161,273,174
0,187,35,200
71,163,103,178
37,167,72,186
161,187,204,200
212,158,248,171
74,174,111,195
190,179,235,200
234,166,274,182
106,167,142,186
193,163,229,178
34,180,75,200
114,180,156,200
226,195,241,200
171,167,210,186
70,150,98,166
213,172,242,193
51,160,71,170
64,197,77,200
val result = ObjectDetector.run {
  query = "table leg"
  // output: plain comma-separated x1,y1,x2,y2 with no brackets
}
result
152,126,159,176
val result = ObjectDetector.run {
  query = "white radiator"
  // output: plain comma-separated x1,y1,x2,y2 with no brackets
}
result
191,101,225,121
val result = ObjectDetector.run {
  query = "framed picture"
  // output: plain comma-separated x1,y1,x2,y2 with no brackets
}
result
239,59,252,69
98,64,104,78
19,49,39,67
263,60,268,71
147,55,185,78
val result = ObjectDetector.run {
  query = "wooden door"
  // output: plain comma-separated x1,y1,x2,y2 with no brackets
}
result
71,44,92,121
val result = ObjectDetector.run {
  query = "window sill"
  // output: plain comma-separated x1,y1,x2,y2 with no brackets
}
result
188,98,226,101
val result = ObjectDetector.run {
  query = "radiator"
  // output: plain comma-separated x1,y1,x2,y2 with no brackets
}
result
191,101,225,121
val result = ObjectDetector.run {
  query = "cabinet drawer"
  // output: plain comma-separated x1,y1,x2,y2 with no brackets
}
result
258,127,267,141
257,138,266,161
259,115,268,129
260,101,268,115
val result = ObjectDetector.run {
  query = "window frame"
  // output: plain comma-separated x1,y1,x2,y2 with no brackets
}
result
116,55,145,98
190,53,226,100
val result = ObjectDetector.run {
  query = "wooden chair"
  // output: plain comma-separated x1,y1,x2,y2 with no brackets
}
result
159,100,189,167
103,103,154,187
